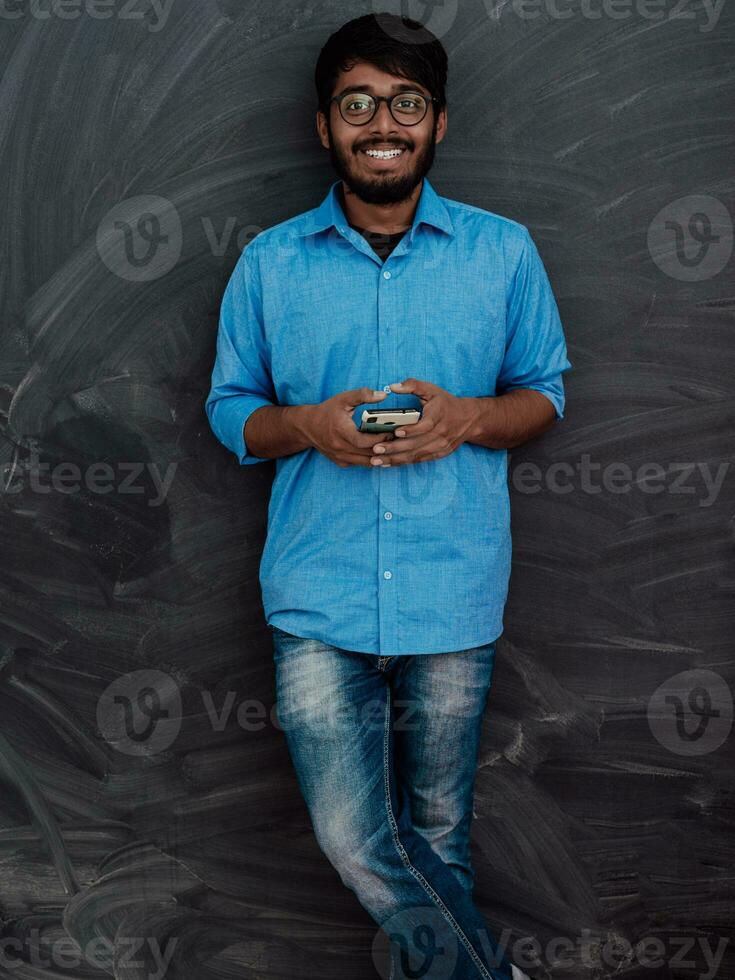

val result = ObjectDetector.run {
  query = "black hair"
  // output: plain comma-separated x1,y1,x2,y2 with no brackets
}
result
314,12,448,118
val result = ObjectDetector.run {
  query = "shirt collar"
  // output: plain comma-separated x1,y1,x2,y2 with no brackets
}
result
296,176,455,242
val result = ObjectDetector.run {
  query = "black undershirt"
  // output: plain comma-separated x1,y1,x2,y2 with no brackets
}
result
337,184,408,262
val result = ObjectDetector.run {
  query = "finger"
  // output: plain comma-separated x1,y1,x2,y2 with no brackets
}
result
389,379,435,399
340,387,389,410
388,419,433,440
371,438,447,466
346,431,395,453
371,429,435,455
332,451,377,468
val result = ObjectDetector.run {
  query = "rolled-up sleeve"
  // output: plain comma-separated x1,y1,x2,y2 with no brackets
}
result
497,228,572,421
205,243,276,464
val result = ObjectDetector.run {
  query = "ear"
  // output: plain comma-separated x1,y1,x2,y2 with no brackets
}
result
316,110,330,149
434,105,448,145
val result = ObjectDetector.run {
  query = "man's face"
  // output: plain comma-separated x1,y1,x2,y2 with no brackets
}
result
317,61,447,206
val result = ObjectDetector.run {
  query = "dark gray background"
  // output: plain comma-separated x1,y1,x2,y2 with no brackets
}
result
0,1,733,978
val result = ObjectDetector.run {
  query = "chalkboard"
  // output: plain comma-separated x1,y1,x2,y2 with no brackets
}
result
0,2,733,978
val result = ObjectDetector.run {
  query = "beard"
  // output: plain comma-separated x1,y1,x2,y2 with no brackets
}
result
326,115,439,206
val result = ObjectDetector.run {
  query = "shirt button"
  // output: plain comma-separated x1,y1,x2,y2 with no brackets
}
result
383,570,392,579
383,385,391,393
384,511,392,520
383,270,391,279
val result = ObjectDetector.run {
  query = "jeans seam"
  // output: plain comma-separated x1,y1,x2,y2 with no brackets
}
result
381,685,495,980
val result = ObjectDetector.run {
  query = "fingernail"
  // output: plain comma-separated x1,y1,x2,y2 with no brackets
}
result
395,430,405,437
373,390,384,397
371,458,383,465
374,445,385,453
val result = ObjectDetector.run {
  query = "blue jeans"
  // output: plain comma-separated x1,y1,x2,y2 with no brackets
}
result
270,625,517,980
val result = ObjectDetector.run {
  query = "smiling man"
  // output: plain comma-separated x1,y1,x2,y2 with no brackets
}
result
205,11,571,980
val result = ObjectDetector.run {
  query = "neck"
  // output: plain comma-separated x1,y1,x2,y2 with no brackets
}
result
339,180,420,234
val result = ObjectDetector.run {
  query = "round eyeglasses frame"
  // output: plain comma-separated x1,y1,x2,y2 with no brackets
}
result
329,91,440,127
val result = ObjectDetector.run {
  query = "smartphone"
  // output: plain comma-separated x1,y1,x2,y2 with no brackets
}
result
360,408,421,433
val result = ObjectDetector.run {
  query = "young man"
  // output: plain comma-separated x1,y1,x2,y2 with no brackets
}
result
205,12,571,979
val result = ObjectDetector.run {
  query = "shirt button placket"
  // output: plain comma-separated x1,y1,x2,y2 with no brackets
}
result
377,262,398,655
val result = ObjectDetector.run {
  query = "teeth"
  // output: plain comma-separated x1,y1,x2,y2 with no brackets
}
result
364,148,404,159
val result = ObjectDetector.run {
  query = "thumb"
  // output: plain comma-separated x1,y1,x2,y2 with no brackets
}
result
341,387,388,410
390,378,431,399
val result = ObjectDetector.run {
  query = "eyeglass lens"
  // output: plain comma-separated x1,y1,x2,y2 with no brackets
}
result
339,92,428,125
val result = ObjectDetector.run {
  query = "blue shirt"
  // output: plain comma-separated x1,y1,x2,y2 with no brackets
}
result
205,177,572,655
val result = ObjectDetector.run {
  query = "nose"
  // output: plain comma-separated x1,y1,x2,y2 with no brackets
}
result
369,99,399,134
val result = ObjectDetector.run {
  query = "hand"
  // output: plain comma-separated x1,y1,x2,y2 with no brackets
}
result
302,387,396,468
368,378,476,467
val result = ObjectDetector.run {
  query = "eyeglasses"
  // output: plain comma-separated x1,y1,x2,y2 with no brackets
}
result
330,90,439,126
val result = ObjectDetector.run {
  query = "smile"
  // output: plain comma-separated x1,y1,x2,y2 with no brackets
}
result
362,148,406,160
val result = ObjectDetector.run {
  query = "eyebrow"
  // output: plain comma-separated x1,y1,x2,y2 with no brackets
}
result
335,83,428,98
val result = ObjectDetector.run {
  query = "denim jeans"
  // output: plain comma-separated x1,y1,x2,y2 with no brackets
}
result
270,625,517,980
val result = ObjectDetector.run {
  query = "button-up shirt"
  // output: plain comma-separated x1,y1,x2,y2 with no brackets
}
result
205,177,572,655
